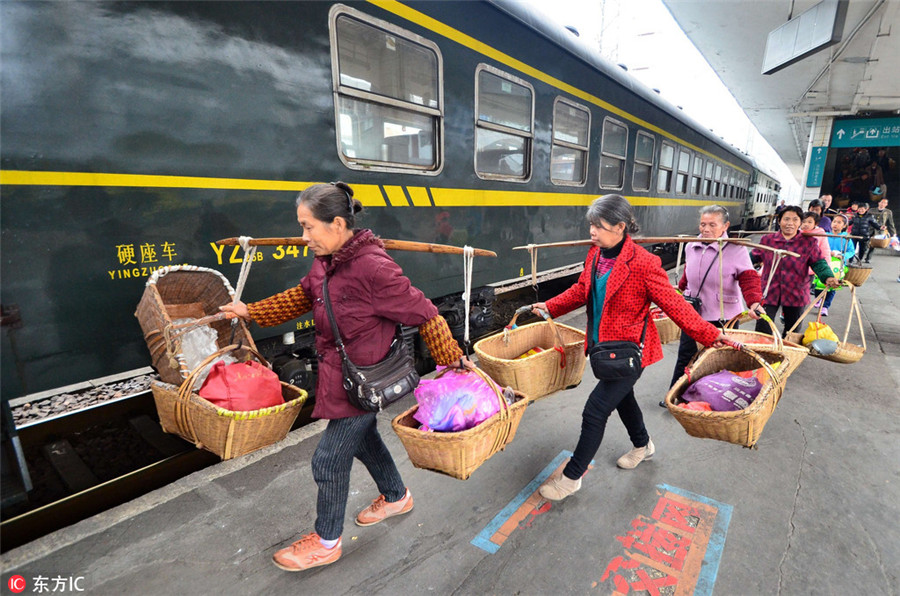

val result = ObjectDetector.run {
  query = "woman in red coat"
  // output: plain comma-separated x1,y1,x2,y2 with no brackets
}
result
532,195,733,502
222,182,467,571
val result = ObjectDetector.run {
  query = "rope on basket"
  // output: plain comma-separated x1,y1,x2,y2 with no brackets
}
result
462,246,475,358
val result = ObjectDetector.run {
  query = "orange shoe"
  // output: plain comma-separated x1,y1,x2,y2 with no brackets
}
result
272,533,341,571
355,488,414,527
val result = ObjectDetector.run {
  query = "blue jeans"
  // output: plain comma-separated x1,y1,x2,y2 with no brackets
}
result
564,371,648,480
312,413,406,540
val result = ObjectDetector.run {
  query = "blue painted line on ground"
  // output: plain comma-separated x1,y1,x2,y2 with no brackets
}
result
658,483,733,596
470,450,573,554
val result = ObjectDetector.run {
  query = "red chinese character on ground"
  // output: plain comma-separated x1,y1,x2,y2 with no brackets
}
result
651,496,701,534
600,555,678,595
616,518,692,571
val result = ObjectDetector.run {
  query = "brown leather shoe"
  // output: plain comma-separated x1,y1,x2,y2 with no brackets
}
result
355,488,414,527
272,533,341,571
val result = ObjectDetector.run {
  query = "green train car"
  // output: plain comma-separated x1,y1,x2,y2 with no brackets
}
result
1,0,766,402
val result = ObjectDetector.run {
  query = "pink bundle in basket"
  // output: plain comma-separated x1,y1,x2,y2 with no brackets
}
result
413,368,504,432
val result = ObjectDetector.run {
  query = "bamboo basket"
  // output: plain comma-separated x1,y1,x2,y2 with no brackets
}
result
665,345,784,448
136,265,257,385
869,237,890,249
844,264,872,287
151,344,307,459
785,284,866,364
473,309,585,401
719,313,808,380
391,367,528,480
653,313,682,345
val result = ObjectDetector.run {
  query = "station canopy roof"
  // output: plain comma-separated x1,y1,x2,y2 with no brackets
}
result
662,0,900,182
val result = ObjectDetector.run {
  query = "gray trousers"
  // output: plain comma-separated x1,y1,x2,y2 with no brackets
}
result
312,412,406,540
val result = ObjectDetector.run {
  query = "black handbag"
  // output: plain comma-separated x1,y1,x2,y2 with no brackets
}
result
322,278,419,412
683,254,718,313
588,318,648,380
585,251,648,380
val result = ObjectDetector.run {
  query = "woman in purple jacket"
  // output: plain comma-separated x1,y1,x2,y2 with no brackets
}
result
661,206,763,405
222,182,467,572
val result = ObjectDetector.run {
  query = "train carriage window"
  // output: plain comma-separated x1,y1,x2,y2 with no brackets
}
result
657,142,675,193
676,149,691,194
475,65,534,181
600,118,628,189
632,131,655,192
714,164,723,197
331,7,443,174
703,161,713,196
692,157,703,195
551,98,590,186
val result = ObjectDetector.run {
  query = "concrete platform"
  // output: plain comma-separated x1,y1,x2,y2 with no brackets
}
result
3,253,899,595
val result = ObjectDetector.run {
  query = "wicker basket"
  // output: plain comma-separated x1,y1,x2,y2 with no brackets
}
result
151,344,308,459
844,264,872,287
719,314,808,380
473,310,585,401
785,285,865,364
869,236,890,249
136,265,257,385
391,367,528,480
665,345,784,448
653,314,682,345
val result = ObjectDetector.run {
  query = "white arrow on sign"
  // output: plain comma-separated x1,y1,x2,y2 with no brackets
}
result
836,129,846,139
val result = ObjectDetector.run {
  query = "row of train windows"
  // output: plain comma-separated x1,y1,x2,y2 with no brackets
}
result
331,7,749,198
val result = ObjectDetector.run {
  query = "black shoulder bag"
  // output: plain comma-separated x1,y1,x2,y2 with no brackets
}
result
322,278,419,412
683,254,718,313
585,253,649,380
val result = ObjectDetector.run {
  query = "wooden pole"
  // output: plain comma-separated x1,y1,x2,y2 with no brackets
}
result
216,237,497,257
514,236,799,257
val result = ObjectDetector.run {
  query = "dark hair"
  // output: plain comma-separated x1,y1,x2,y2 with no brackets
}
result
808,199,823,209
833,213,848,224
585,194,640,234
802,210,820,224
295,181,362,227
857,201,870,209
776,206,803,222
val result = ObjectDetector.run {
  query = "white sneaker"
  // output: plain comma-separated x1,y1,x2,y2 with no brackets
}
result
616,438,655,469
538,473,582,501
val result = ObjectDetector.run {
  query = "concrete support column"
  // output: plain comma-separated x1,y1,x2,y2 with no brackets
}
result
801,116,834,206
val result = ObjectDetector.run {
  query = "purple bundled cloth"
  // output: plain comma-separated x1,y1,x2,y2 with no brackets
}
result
414,368,503,432
681,371,763,412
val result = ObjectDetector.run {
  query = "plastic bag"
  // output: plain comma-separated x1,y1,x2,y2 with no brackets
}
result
413,368,507,432
802,321,839,346
890,236,900,251
172,318,237,385
681,370,763,411
199,359,284,411
678,401,713,411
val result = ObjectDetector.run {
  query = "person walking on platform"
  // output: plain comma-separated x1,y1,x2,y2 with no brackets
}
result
529,195,736,502
659,205,762,407
808,198,831,232
819,213,855,315
752,206,839,337
221,182,468,572
850,202,878,263
864,197,896,262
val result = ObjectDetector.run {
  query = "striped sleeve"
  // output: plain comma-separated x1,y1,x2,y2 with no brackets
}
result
246,284,312,328
419,315,463,366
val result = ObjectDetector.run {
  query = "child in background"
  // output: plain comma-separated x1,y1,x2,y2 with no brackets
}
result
802,211,830,309
820,214,855,316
